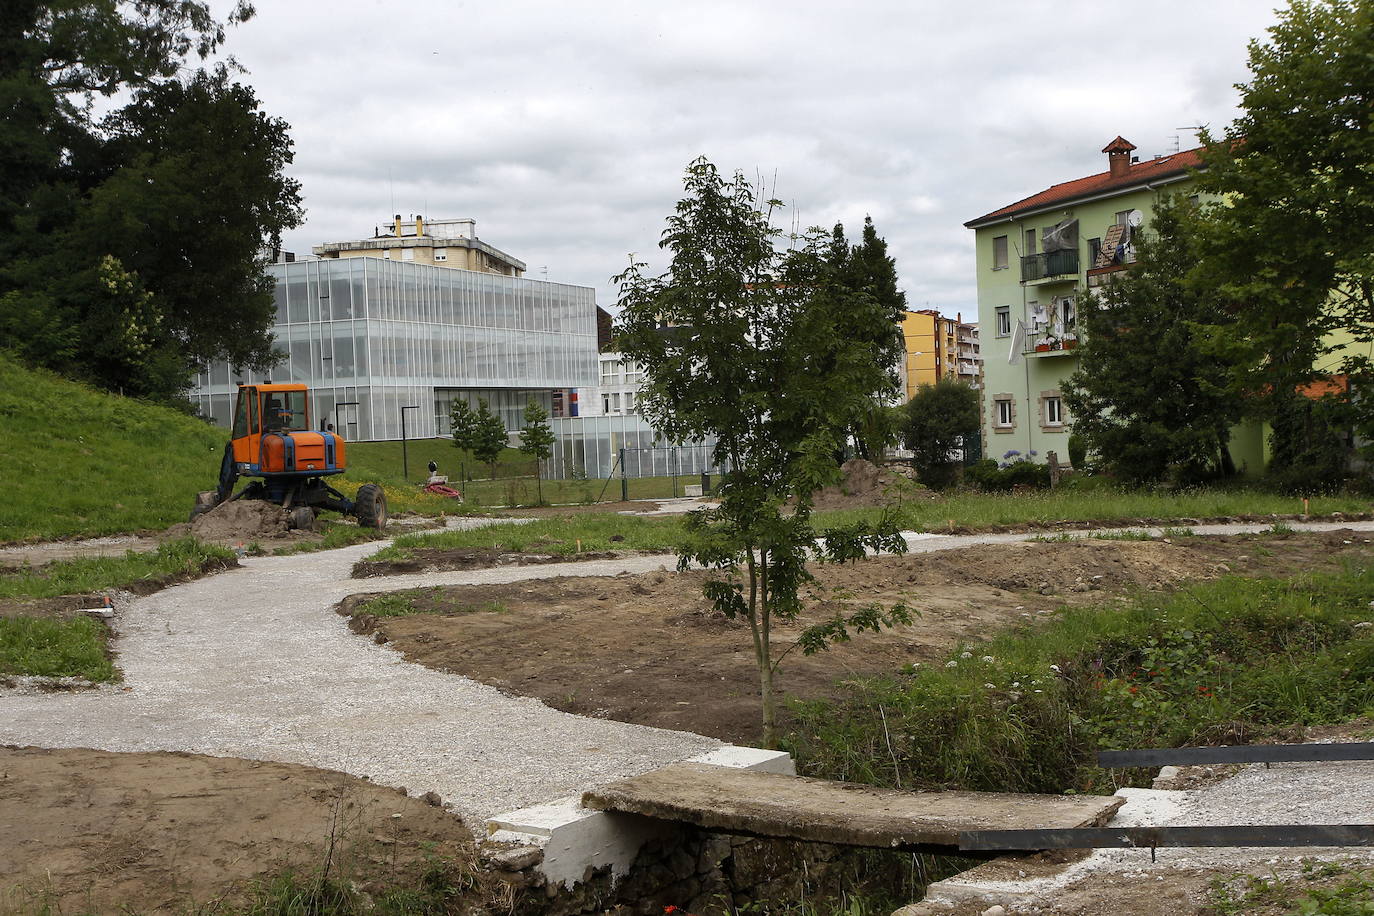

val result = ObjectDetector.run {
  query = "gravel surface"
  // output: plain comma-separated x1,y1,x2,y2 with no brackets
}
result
0,519,720,823
921,756,1374,911
5,518,1373,829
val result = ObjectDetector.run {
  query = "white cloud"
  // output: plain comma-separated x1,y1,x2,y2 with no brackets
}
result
216,0,1282,316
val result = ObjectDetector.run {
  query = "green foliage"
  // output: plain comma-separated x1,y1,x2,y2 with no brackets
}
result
352,592,505,619
1067,433,1087,471
0,537,234,599
517,399,556,505
828,217,908,460
470,399,508,473
1211,864,1374,916
1194,0,1374,467
787,565,1374,795
0,5,301,399
0,615,115,681
615,158,910,745
902,379,980,488
962,456,1051,491
1063,198,1243,485
447,398,477,458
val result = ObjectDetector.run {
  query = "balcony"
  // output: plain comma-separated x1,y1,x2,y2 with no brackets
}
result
1020,249,1079,284
1024,336,1080,358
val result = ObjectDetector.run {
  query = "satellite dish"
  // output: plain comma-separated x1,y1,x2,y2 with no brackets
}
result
1127,209,1145,228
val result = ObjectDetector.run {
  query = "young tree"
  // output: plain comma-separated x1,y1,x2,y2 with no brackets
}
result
616,158,913,747
1194,0,1374,467
1062,198,1244,484
518,399,555,505
470,398,509,479
903,379,980,488
449,397,478,481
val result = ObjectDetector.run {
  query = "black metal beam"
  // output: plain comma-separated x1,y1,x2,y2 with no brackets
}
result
960,825,1374,852
1097,742,1374,768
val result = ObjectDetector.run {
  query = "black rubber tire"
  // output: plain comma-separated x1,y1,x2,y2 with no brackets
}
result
288,506,317,530
355,483,387,529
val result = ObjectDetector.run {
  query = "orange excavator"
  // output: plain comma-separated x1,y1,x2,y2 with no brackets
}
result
192,383,387,529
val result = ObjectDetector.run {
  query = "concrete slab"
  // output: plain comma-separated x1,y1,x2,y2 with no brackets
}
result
583,763,1125,850
484,746,793,888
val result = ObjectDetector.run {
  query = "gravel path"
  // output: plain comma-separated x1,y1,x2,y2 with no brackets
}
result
0,520,719,823
4,518,1372,827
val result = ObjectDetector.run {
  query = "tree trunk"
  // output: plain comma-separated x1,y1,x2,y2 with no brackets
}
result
758,552,776,748
1217,427,1236,477
536,462,543,505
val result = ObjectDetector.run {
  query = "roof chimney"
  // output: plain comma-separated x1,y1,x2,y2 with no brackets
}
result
1102,136,1137,179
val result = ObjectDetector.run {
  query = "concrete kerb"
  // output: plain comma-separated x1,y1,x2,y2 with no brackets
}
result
484,745,795,889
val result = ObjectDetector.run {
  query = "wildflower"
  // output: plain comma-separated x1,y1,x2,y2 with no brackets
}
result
984,683,996,689
1034,689,1043,693
945,661,958,668
961,651,973,659
981,655,995,663
1011,681,1020,688
1129,686,1138,694
1049,664,1062,673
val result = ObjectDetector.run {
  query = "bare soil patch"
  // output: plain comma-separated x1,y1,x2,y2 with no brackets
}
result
340,530,1374,746
0,746,480,915
809,458,935,510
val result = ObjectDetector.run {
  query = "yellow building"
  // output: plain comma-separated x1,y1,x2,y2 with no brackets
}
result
313,215,525,276
899,309,980,400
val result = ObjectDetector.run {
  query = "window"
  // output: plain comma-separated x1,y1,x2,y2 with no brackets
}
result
1024,228,1036,255
401,249,414,261
1045,396,1063,426
382,250,391,259
602,394,611,414
992,235,1009,270
995,306,1011,337
1115,209,1133,227
995,398,1014,427
434,248,448,262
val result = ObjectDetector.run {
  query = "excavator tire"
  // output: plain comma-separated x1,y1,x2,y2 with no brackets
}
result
355,483,387,529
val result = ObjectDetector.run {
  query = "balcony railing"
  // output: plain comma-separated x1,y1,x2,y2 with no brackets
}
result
1020,249,1079,283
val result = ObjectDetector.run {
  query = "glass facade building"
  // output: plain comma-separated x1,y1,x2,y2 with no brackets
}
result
190,258,598,441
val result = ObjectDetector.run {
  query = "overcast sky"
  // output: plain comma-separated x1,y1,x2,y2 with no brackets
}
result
218,0,1284,319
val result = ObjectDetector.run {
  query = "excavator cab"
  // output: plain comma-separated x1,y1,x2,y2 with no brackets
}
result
194,383,386,529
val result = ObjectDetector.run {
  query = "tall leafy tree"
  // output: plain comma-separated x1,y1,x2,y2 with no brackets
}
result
1063,198,1244,484
0,3,301,400
616,158,913,747
903,378,980,488
1194,0,1374,467
518,399,555,505
828,216,908,459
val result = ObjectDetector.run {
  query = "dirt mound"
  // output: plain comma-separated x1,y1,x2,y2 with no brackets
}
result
809,458,933,510
189,499,291,541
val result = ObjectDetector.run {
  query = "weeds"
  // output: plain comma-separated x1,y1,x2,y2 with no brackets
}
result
368,513,687,561
352,592,506,618
1210,862,1374,915
273,523,385,556
786,564,1374,795
0,537,235,599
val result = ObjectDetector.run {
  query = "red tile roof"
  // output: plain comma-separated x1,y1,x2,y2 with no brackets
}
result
965,146,1205,228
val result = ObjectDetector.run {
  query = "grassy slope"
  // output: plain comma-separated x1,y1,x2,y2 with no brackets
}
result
0,355,227,542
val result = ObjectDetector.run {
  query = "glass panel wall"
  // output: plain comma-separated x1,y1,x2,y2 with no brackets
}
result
189,258,598,440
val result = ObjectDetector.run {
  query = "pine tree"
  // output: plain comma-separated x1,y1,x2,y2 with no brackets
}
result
518,399,555,505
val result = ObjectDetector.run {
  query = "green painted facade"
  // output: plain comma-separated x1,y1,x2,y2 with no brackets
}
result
966,154,1270,473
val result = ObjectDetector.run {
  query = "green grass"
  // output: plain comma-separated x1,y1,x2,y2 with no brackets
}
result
853,485,1370,532
368,513,688,561
0,354,230,542
272,522,385,556
352,591,506,618
785,563,1374,796
0,537,235,599
0,615,116,680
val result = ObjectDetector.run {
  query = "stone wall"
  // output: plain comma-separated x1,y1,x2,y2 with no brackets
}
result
485,829,900,914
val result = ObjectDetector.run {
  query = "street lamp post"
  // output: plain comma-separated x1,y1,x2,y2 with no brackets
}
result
401,405,420,480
